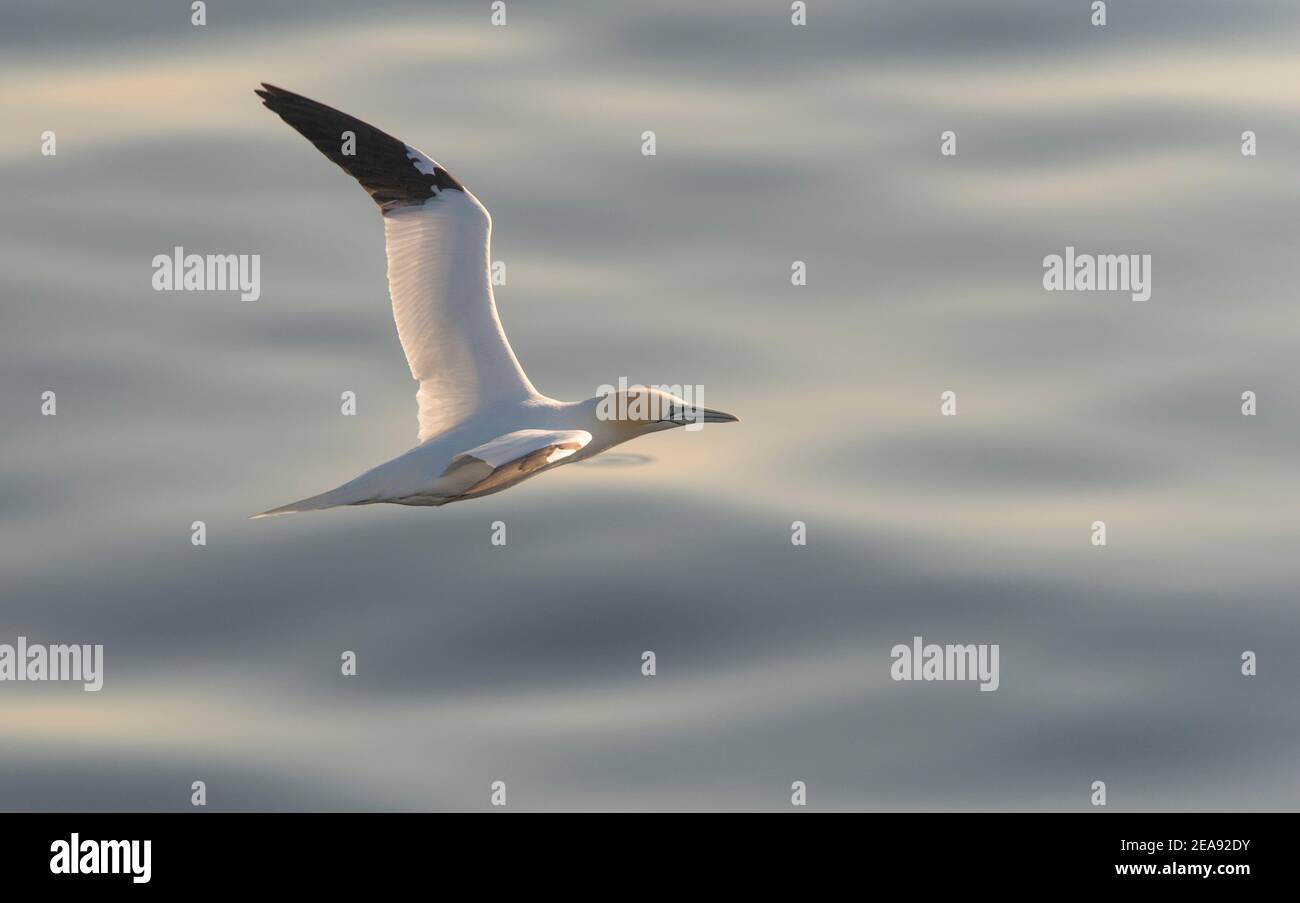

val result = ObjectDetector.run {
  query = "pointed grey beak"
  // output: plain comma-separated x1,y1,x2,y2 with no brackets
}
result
660,405,740,426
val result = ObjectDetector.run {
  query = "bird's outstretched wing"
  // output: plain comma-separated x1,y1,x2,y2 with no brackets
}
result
255,83,538,443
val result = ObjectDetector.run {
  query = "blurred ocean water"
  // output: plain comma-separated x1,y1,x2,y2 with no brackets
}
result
1,0,1298,810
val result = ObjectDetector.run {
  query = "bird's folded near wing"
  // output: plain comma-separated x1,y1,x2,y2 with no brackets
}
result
438,428,592,498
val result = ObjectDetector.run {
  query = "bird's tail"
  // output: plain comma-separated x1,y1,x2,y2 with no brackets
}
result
249,486,360,519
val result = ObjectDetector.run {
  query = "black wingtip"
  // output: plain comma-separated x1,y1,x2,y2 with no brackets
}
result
253,83,463,211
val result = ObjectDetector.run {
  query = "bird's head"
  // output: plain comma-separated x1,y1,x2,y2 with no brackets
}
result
593,386,739,435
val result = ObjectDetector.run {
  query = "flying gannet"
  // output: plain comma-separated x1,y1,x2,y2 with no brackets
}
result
251,84,737,517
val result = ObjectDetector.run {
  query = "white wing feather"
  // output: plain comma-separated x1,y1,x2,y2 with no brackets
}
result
254,86,539,447
383,159,536,443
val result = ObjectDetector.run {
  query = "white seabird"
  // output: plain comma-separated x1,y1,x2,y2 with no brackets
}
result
251,84,738,517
